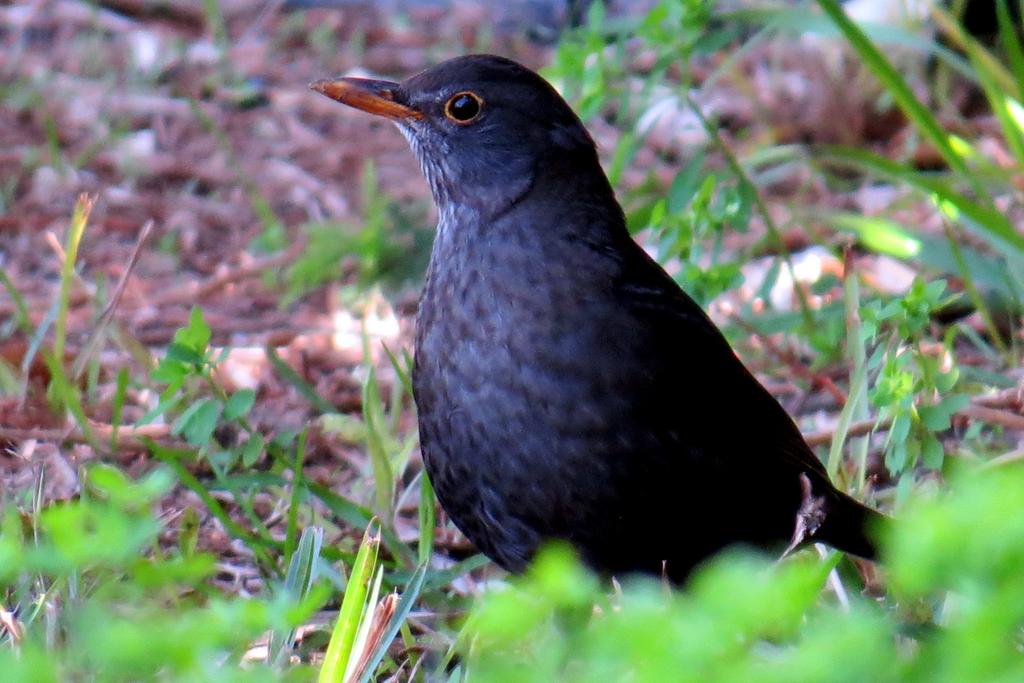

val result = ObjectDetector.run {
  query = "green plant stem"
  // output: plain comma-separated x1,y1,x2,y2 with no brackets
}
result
684,93,815,328
53,196,92,367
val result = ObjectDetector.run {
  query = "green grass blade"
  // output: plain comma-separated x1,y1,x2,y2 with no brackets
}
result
285,427,309,561
418,473,435,567
827,260,871,487
419,554,490,592
362,367,395,519
380,342,413,398
265,344,337,414
45,195,94,436
0,267,31,335
997,0,1024,94
816,0,984,198
825,211,1020,300
964,39,1024,167
53,195,91,366
270,525,324,667
23,296,57,379
815,145,1024,255
148,441,281,567
110,367,129,451
319,520,380,683
943,222,1011,356
930,3,1020,98
305,482,415,567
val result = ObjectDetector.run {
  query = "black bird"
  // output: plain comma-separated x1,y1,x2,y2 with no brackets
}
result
312,55,885,582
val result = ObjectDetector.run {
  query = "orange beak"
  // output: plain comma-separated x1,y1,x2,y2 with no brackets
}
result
309,77,422,121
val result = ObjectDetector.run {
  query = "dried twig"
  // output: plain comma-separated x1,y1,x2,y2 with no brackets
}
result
971,386,1024,411
956,405,1024,431
0,422,172,449
804,417,888,448
802,393,1024,449
152,241,304,305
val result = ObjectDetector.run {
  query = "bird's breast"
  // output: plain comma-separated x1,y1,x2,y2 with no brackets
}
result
411,220,643,483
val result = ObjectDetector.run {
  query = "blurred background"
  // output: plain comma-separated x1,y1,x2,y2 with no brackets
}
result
1,0,1023,680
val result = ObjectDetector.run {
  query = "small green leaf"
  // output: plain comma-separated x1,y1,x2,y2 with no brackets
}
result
919,405,952,432
887,436,908,473
939,392,971,416
224,389,256,421
668,151,705,213
173,398,222,447
240,433,265,467
920,394,970,431
149,360,183,385
174,306,212,354
922,434,944,469
165,342,205,367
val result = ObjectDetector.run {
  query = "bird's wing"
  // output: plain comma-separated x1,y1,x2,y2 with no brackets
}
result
612,240,830,481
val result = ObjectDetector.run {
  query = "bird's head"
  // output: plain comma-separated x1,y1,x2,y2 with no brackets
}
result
311,54,599,217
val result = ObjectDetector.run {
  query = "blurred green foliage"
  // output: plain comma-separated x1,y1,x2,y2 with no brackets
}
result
0,465,316,681
460,464,1024,683
5,463,1024,680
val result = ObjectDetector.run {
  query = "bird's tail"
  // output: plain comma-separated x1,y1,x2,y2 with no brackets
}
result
813,491,888,561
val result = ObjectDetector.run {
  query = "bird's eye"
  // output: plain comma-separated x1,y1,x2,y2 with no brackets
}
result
444,92,483,124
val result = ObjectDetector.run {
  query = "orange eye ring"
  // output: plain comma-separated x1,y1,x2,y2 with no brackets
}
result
444,91,484,124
